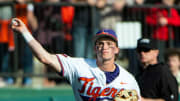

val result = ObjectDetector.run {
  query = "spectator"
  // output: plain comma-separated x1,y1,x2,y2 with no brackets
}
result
145,0,180,62
34,0,63,54
15,0,38,86
0,0,14,86
165,48,180,93
61,0,75,56
71,0,104,58
34,0,66,86
99,0,125,30
136,38,178,101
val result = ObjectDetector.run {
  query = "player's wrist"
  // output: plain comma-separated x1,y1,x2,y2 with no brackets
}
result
22,31,34,43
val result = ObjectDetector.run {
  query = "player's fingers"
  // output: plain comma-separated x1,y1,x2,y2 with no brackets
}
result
12,19,19,26
11,18,27,33
11,18,19,29
11,18,25,27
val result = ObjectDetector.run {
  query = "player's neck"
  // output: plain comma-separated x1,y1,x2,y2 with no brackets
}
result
96,60,116,72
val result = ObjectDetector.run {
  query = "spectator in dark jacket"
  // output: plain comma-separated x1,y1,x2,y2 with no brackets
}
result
136,38,178,101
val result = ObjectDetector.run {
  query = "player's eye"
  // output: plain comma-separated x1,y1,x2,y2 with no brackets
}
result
107,42,113,45
107,42,115,47
96,42,104,48
96,42,103,46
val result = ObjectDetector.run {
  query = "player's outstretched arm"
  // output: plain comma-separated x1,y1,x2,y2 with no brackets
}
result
11,18,61,73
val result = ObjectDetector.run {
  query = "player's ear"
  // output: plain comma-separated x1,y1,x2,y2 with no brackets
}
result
115,47,120,54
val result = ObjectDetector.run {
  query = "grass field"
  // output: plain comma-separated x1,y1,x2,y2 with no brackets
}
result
0,84,75,101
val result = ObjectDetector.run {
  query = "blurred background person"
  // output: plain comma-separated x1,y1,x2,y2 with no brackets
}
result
99,0,126,30
145,0,180,62
71,0,105,59
0,0,14,86
165,48,180,93
15,0,38,86
136,38,178,101
34,0,74,86
61,0,74,57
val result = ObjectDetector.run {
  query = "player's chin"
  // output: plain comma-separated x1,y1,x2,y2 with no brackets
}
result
102,56,112,61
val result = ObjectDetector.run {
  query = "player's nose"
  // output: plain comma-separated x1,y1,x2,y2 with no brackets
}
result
102,43,109,49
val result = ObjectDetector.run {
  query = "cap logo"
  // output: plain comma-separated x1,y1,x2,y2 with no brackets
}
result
101,31,108,35
140,39,150,44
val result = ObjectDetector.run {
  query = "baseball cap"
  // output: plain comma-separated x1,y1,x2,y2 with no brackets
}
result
137,38,158,50
94,29,118,44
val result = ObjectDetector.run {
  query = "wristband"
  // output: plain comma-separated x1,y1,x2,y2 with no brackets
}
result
22,31,34,43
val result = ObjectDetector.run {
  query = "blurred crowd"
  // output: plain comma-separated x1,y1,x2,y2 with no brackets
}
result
0,0,180,91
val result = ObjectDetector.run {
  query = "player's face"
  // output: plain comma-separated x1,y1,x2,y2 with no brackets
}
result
137,48,159,64
95,38,119,61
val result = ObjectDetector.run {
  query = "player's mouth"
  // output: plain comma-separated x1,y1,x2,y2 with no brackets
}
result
102,51,109,54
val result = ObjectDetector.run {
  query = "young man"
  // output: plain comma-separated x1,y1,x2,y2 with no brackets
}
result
11,18,140,101
165,48,180,93
136,38,178,101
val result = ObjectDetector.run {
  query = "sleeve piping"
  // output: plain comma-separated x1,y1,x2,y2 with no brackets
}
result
56,54,65,76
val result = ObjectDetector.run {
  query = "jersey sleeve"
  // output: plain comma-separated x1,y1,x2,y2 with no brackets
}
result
56,54,83,84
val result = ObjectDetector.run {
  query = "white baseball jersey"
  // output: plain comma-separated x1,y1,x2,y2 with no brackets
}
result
56,54,141,101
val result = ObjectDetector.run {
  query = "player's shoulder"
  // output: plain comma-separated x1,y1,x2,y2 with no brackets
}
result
117,64,136,80
117,64,130,74
83,58,97,66
56,54,85,61
56,54,97,66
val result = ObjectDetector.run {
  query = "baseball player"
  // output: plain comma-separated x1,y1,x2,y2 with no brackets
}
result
11,18,141,101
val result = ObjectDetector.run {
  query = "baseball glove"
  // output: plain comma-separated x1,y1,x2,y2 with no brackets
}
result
113,89,138,101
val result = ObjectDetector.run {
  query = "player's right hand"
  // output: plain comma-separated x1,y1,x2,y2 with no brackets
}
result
11,18,29,34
